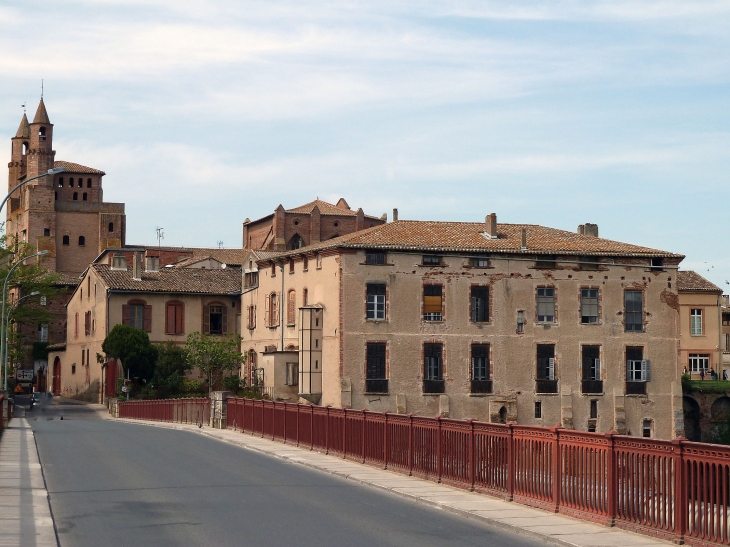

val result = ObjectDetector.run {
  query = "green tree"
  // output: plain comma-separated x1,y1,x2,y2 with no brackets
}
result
184,332,244,393
102,324,158,382
153,341,191,398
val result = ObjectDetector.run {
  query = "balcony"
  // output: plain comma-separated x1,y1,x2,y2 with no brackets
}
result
365,379,388,394
625,381,647,395
536,379,558,394
423,379,445,394
470,380,493,394
581,380,603,394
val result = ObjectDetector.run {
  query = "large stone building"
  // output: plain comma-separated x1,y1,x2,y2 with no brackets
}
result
6,99,126,386
241,215,686,439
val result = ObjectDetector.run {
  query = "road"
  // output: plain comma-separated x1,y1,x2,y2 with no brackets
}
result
27,396,542,547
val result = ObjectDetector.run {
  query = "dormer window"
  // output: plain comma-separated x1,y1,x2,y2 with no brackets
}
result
111,254,127,270
651,257,664,271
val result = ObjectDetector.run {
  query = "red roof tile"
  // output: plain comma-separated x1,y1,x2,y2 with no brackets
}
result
677,271,722,293
54,161,105,176
92,264,241,294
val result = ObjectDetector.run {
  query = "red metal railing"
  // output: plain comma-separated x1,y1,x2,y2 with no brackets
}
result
118,398,210,425
225,397,730,545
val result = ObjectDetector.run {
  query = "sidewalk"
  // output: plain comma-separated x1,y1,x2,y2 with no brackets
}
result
115,417,675,547
0,414,57,547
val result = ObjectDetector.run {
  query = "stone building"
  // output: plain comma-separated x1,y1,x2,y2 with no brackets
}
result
47,253,241,402
241,215,686,440
5,99,126,386
242,198,387,251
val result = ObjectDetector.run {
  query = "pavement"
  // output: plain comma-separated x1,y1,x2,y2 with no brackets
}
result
0,411,57,547
109,414,677,547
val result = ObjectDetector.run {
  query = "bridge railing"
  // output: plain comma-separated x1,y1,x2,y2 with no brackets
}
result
118,398,209,425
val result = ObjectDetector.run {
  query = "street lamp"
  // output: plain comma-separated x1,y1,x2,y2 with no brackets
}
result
4,291,41,391
1,251,49,391
0,167,66,213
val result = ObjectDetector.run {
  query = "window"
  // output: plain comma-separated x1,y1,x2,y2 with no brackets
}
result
582,346,601,381
244,271,259,288
208,305,224,334
303,288,308,306
43,228,50,237
642,419,652,438
517,310,525,333
303,256,308,270
37,323,48,342
82,192,88,201
470,286,489,322
423,285,443,321
689,353,710,374
58,178,64,187
580,289,599,324
626,346,649,381
84,311,91,335
366,284,386,320
625,291,643,332
264,293,279,327
590,400,598,420
316,254,322,269
470,257,489,268
723,313,730,326
123,301,151,332
536,288,555,322
471,344,490,381
78,236,85,246
108,222,114,232
285,363,299,386
271,262,277,276
536,255,557,269
289,259,294,273
247,305,256,330
87,178,92,188
72,364,76,374
651,258,664,271
366,342,388,393
73,192,78,200
422,255,442,266
537,345,555,380
287,290,296,325
165,301,184,334
580,256,600,270
366,251,386,265
534,401,542,419
74,312,79,338
423,343,444,393
691,309,703,336
39,126,46,140
69,177,75,187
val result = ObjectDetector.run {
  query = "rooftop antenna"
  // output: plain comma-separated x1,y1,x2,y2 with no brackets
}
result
217,240,223,249
156,227,164,259
41,80,44,99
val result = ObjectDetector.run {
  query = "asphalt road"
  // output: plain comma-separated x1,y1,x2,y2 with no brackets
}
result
28,397,542,547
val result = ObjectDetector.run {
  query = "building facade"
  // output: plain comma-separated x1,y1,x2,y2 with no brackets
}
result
241,216,685,439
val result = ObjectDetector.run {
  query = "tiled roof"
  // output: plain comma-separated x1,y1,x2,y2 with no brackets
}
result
92,264,241,294
677,271,722,293
53,273,82,286
269,220,683,259
54,161,105,175
287,199,358,216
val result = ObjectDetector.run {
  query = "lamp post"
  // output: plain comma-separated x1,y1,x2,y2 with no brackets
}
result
1,251,49,391
4,291,40,391
0,167,66,214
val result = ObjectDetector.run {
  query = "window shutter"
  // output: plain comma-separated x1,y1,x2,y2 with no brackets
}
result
642,359,650,382
176,304,184,334
273,293,280,326
595,359,601,377
166,304,175,334
423,296,442,313
264,295,270,327
548,358,555,380
246,306,251,329
626,361,632,380
143,305,152,332
203,305,211,334
122,305,130,326
221,305,228,334
252,305,256,329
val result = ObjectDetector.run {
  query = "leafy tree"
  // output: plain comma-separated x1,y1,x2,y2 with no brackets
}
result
153,341,191,398
184,332,244,393
102,324,158,381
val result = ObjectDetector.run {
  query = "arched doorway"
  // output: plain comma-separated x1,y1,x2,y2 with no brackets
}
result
683,396,701,442
52,357,61,395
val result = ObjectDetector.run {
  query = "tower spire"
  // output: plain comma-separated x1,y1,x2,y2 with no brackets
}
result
15,114,30,138
32,98,50,124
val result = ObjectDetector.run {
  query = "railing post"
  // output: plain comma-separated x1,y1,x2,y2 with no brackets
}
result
383,412,389,470
343,409,347,460
469,419,475,492
296,403,300,447
408,414,414,476
310,405,314,451
552,426,561,513
283,402,287,444
606,432,617,526
362,410,367,464
507,422,515,501
672,437,687,543
326,406,330,455
437,416,443,483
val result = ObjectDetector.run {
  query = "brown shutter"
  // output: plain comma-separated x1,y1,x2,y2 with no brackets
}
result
203,305,210,334
423,296,442,314
166,303,175,334
122,305,130,326
264,295,270,327
252,305,256,329
273,293,280,326
222,305,228,335
287,291,295,324
176,303,184,334
143,305,152,333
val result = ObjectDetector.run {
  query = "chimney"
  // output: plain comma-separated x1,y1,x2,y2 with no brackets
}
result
485,213,498,239
110,253,127,271
392,208,398,221
146,256,160,272
132,252,142,281
521,228,527,250
578,223,599,237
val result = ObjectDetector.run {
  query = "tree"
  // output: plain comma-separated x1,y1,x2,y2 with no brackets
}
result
153,341,191,398
185,332,244,393
102,324,158,382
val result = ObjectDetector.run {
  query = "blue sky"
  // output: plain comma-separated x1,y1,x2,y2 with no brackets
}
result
1,1,729,289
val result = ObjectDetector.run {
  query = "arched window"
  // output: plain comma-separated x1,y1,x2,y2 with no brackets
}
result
303,288,308,306
123,299,151,332
69,178,74,187
165,300,184,334
82,192,87,201
73,192,78,200
287,289,296,325
287,234,305,250
39,127,46,141
87,178,92,188
22,142,28,154
78,236,85,246
265,292,279,327
108,222,114,232
57,178,64,187
62,235,69,245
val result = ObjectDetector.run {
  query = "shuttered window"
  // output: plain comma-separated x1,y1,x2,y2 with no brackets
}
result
366,342,386,379
537,344,555,380
423,285,442,321
165,301,184,334
625,291,643,332
581,289,599,324
122,301,151,332
247,305,256,330
264,293,279,328
471,344,490,381
470,286,489,322
424,343,443,380
536,288,555,323
287,290,296,325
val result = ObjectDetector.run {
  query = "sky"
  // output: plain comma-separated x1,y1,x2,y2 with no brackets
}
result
1,1,729,290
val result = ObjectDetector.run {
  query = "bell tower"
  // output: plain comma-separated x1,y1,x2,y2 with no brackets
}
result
26,99,55,180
